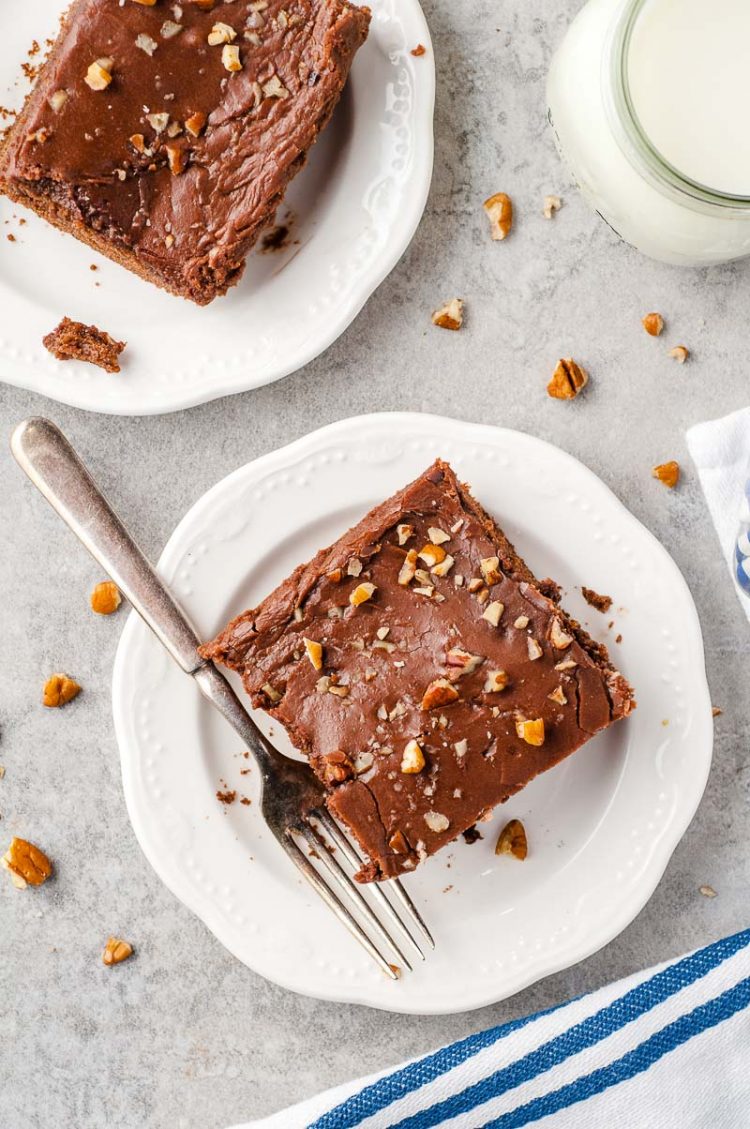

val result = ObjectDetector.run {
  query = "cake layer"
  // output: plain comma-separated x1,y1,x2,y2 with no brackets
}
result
0,0,370,304
200,461,635,880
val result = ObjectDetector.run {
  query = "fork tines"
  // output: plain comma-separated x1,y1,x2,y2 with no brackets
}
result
283,810,434,979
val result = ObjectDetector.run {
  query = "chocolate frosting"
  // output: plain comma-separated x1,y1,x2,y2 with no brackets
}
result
0,0,370,302
201,461,635,880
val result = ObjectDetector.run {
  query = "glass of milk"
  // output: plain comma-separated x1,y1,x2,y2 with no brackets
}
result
547,0,750,264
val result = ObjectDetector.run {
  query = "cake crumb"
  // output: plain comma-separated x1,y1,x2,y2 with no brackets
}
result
712,706,722,718
582,586,613,613
43,317,125,373
411,43,426,56
216,789,237,805
260,223,293,253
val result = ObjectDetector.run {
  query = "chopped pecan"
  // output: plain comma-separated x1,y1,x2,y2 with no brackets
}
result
2,837,52,888
398,549,418,586
483,192,513,240
388,830,410,854
432,299,463,331
102,937,134,966
43,673,81,708
483,670,508,693
401,740,426,774
90,580,121,615
482,600,504,626
313,750,354,784
421,678,460,711
303,637,323,670
547,358,588,400
515,717,545,746
653,460,680,488
495,818,527,860
349,582,376,607
642,312,664,337
418,543,447,568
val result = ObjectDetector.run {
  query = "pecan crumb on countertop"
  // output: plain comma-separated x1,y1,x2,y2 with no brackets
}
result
712,706,722,717
642,312,664,337
432,298,464,331
90,581,122,615
2,837,53,888
43,317,125,373
581,586,613,613
652,460,680,488
102,937,134,966
43,673,81,708
547,358,588,400
543,194,562,218
483,192,513,240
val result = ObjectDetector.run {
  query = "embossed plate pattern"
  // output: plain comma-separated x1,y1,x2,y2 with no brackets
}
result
0,1,434,415
112,414,713,1013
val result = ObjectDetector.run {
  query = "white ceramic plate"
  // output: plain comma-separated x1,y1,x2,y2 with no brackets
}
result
0,2,433,415
112,413,713,1014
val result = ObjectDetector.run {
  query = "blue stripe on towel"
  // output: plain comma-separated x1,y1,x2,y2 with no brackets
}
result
385,930,750,1129
479,976,750,1129
310,929,750,1129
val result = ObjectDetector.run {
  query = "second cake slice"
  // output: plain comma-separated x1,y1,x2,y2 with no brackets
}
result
0,0,370,304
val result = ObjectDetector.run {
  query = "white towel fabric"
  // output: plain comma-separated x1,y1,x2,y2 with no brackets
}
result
233,928,750,1129
686,406,750,618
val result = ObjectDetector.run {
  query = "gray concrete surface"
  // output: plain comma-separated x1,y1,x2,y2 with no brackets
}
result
2,1,749,1126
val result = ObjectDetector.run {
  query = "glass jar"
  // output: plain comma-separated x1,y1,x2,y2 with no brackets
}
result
547,0,750,265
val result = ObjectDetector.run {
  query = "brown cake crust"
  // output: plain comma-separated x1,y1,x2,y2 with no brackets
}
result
43,316,125,372
0,0,370,305
200,461,636,881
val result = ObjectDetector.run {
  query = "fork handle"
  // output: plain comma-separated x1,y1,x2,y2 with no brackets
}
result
11,417,204,675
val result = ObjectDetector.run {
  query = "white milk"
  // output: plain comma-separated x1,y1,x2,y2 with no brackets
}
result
627,0,750,196
547,0,750,264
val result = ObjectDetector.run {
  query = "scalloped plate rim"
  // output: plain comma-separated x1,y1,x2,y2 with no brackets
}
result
112,413,713,1013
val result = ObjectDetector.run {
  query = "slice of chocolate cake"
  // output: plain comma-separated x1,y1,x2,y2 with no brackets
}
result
0,0,370,304
200,461,635,881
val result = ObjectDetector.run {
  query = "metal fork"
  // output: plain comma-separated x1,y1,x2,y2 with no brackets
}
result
11,417,434,979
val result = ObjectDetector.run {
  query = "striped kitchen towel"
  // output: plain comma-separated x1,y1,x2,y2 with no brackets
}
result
235,927,750,1129
687,406,750,618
